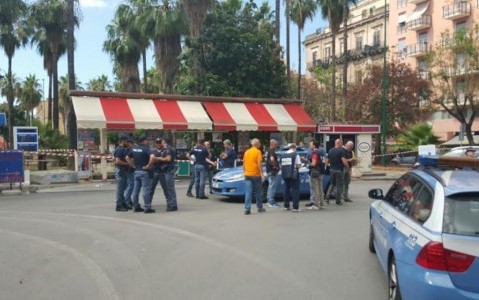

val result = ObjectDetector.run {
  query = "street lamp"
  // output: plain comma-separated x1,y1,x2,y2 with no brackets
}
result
381,0,388,165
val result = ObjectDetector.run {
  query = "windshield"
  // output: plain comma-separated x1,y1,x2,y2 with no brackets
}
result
443,194,479,236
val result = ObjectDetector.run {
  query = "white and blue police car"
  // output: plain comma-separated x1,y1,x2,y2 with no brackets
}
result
368,156,479,300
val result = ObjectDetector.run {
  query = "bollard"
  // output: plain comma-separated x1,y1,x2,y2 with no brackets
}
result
101,156,108,181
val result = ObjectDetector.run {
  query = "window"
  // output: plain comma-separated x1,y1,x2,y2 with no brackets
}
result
443,194,479,236
312,50,317,62
355,35,363,50
323,47,331,60
355,69,363,84
384,174,423,215
409,187,433,224
373,29,381,46
455,21,467,33
398,39,407,58
419,32,428,44
339,40,344,55
397,0,407,8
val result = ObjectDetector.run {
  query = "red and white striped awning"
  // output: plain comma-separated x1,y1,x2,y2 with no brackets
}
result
72,97,212,130
202,102,316,132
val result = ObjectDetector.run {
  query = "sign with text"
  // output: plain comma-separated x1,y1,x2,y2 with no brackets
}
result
14,126,38,152
0,113,6,127
0,151,24,183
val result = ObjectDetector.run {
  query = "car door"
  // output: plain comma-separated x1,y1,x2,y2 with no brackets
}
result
374,174,421,269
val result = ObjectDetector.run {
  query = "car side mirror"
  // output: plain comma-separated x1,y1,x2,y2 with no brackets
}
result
368,189,384,200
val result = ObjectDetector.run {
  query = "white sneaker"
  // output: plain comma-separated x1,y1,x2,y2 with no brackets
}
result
292,208,300,212
307,205,320,210
267,203,280,208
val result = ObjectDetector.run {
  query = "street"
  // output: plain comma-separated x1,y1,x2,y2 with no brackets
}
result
0,179,394,300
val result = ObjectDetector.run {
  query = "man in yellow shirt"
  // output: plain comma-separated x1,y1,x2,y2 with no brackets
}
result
243,138,266,215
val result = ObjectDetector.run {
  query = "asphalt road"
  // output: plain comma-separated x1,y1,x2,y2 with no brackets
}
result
0,179,394,300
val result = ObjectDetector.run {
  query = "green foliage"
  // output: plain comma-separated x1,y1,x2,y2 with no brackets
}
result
397,123,439,150
178,0,288,98
33,119,68,149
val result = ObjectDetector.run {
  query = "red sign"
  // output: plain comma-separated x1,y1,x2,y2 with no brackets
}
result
318,124,380,134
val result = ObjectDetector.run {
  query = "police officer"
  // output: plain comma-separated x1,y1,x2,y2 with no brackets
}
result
126,134,155,213
305,140,326,210
326,139,350,205
147,137,166,205
190,139,214,199
281,143,302,212
205,141,217,194
342,141,355,202
114,134,130,211
159,137,178,211
123,137,135,208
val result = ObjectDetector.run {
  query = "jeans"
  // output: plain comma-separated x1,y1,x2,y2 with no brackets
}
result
124,169,135,205
283,178,300,210
163,169,178,208
133,170,152,209
327,169,344,203
310,174,324,206
194,164,208,198
267,173,280,205
150,172,168,201
115,168,128,207
207,168,213,193
187,165,195,195
343,168,351,200
244,176,263,211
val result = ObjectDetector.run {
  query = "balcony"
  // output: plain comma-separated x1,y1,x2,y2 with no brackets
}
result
443,2,471,20
409,0,429,4
407,15,432,31
407,42,431,57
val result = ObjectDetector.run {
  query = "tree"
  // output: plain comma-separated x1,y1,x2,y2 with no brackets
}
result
347,59,432,155
104,5,141,93
179,0,288,98
66,0,79,151
149,0,187,93
284,0,291,83
59,75,82,133
86,75,112,91
182,0,213,38
275,0,280,41
341,0,357,120
289,0,317,100
317,0,344,121
0,0,28,147
397,123,439,151
426,26,479,145
19,74,42,125
30,0,70,130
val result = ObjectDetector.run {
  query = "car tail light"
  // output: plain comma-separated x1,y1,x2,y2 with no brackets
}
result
416,242,475,273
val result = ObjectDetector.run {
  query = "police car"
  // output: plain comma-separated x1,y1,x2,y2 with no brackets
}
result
368,156,479,300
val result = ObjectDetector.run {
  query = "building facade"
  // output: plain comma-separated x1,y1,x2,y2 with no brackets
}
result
389,0,479,141
304,0,390,85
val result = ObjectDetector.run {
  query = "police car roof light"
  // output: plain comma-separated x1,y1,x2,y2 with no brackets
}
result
418,155,479,170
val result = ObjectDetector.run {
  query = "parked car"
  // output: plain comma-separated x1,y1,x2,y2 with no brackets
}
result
368,156,479,300
443,146,479,158
211,148,330,199
390,154,417,166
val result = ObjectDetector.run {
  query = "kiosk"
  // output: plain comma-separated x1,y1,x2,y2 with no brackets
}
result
316,124,380,173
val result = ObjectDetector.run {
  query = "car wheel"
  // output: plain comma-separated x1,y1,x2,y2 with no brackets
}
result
368,220,376,254
388,256,402,300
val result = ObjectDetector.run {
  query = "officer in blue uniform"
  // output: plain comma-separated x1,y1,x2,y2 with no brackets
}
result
280,143,302,212
189,139,214,199
123,137,135,208
114,134,130,211
126,134,155,213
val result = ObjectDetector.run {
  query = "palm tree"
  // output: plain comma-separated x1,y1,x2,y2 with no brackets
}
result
289,0,317,100
30,0,69,130
317,0,343,121
148,0,187,93
30,30,66,125
397,123,439,150
86,75,112,91
284,0,291,83
341,0,357,120
19,74,42,125
275,0,280,41
59,75,82,133
0,0,28,147
182,0,212,38
104,5,142,93
66,0,79,150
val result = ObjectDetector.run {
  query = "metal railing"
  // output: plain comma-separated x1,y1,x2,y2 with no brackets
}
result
443,2,471,19
407,42,431,56
406,15,432,30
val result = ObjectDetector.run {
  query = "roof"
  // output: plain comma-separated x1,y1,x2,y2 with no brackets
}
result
435,170,479,196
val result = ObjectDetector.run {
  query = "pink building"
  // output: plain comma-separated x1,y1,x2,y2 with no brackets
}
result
389,0,479,142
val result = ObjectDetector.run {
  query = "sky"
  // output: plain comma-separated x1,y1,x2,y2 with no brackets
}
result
0,0,325,98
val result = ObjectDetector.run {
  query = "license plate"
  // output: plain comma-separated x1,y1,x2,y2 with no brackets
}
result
213,182,219,188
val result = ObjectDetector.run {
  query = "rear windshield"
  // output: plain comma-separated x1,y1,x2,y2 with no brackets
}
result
443,194,479,237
